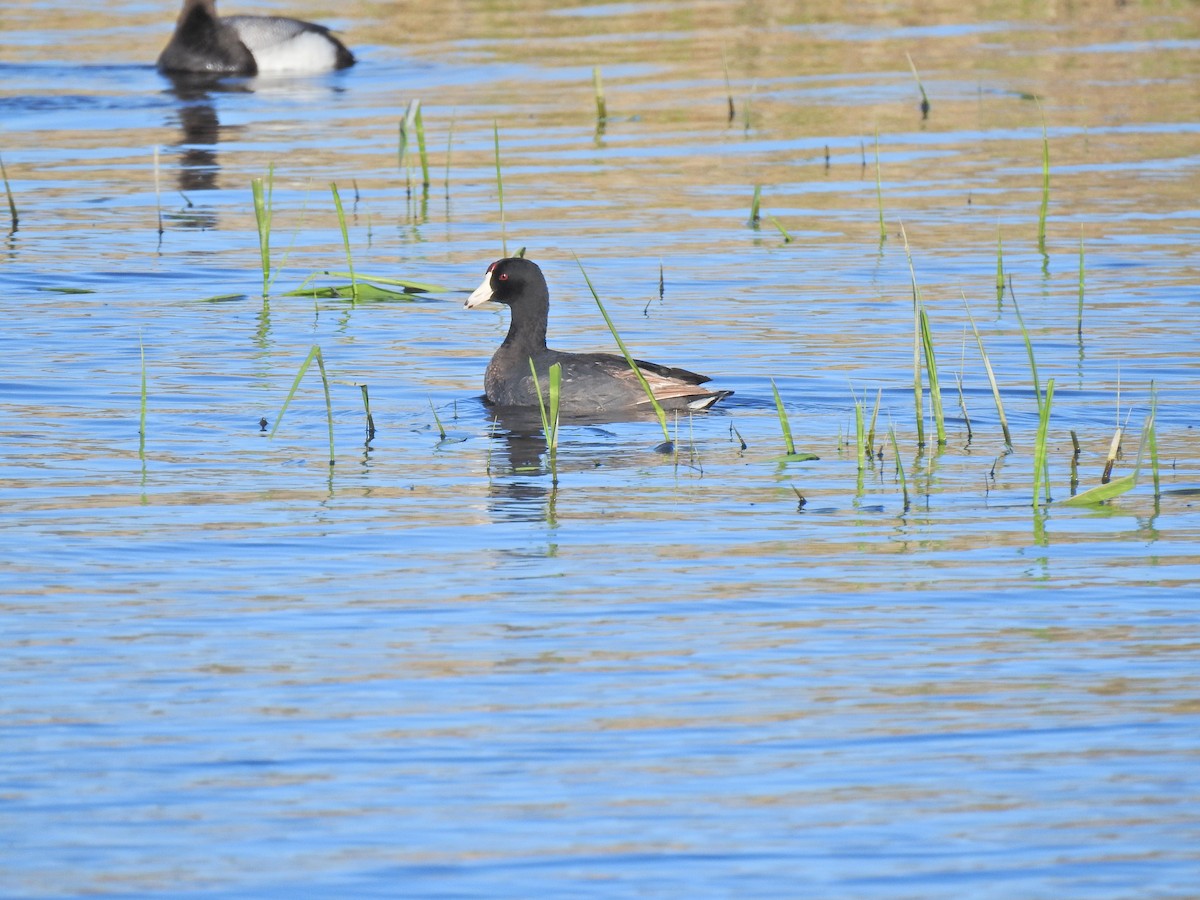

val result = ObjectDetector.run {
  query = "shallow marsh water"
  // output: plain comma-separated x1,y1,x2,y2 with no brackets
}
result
2,0,1199,896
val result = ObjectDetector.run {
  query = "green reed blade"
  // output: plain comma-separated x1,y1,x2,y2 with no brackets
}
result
575,256,670,444
428,398,447,440
493,122,507,257
330,182,357,304
1077,229,1085,338
874,131,886,241
888,424,910,511
995,226,1005,304
1037,100,1050,255
867,387,882,455
414,105,430,189
1148,380,1160,498
1031,378,1054,505
919,307,946,445
962,292,1012,447
955,371,972,442
593,66,607,125
314,349,335,466
905,51,931,119
360,384,375,441
854,397,866,470
444,110,456,195
153,146,163,237
399,99,420,192
0,152,18,231
138,332,147,461
767,215,792,243
251,163,274,296
271,345,335,465
770,378,796,457
900,223,926,447
749,184,761,226
530,357,551,444
1008,281,1042,412
318,272,453,294
548,361,562,453
1060,414,1148,506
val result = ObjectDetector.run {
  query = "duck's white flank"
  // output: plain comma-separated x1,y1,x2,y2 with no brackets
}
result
227,26,341,73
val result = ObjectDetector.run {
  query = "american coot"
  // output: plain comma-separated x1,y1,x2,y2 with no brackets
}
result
466,257,732,415
157,0,355,76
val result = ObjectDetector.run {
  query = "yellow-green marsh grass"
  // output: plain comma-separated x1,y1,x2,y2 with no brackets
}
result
250,164,274,297
0,152,17,231
963,293,1012,447
770,379,819,464
271,345,336,466
329,182,357,303
574,256,672,449
1031,378,1055,505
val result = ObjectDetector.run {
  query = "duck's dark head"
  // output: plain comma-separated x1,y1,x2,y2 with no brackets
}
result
465,257,547,310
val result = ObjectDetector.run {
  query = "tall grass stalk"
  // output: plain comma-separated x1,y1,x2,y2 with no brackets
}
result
0,152,17,231
771,379,796,457
493,122,507,256
919,307,947,445
574,257,670,445
900,224,926,447
250,163,274,296
854,396,866,470
398,99,420,193
1061,414,1148,506
1148,380,1160,498
1031,377,1055,505
962,293,1013,447
1037,100,1050,255
529,359,563,482
888,425,910,511
443,110,456,195
874,132,886,241
767,215,792,243
270,345,335,466
867,388,882,455
1008,280,1042,411
153,146,163,236
360,385,375,441
330,182,357,304
428,399,447,440
905,51,931,119
995,226,1005,304
1102,426,1122,484
592,66,607,126
1077,229,1085,338
138,332,147,461
749,184,761,225
414,105,430,189
955,372,973,442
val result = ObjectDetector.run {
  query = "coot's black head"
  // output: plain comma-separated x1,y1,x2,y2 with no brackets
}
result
465,257,547,309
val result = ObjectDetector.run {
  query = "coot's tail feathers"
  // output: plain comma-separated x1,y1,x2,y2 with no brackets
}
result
632,357,711,385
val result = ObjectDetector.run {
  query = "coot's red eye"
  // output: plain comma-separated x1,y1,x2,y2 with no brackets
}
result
498,273,508,281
